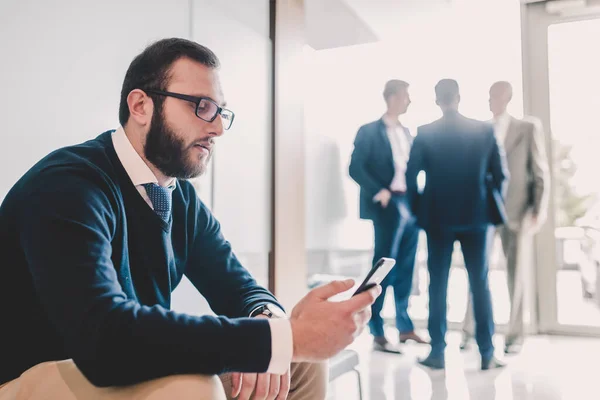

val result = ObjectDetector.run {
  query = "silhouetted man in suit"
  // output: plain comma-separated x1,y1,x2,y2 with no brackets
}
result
406,79,508,370
350,80,426,354
461,81,549,354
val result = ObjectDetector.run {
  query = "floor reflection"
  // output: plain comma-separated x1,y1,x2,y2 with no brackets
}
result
329,329,600,400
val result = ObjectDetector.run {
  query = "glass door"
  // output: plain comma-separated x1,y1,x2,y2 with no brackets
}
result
523,1,600,335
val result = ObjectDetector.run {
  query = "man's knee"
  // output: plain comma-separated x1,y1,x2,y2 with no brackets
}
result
137,374,227,400
54,359,226,400
290,361,328,400
1,361,226,400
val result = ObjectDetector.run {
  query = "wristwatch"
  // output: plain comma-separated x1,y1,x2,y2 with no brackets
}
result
249,304,286,319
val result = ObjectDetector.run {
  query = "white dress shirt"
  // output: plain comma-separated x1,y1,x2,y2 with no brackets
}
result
382,115,410,192
111,127,292,374
493,112,512,146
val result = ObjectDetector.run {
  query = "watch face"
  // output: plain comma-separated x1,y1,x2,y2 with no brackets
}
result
252,304,286,318
265,304,286,319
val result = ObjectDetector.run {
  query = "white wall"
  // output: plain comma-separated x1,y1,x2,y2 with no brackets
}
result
0,0,272,315
0,0,190,198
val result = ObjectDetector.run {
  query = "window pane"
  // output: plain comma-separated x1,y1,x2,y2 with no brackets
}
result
548,19,600,327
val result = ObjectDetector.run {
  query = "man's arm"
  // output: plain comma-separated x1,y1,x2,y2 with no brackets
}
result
487,126,509,197
527,117,550,220
184,194,292,376
349,126,385,195
184,196,283,319
19,170,273,387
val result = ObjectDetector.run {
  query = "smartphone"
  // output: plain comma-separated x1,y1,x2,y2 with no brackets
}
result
352,257,396,296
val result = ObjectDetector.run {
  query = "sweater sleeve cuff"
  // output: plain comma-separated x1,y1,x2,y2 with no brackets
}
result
266,318,293,375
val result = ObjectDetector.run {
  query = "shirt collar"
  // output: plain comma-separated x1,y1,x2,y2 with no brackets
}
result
111,127,176,188
382,114,403,129
494,112,511,126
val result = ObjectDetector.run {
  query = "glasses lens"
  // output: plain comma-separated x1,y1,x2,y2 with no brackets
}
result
196,99,218,121
221,110,234,130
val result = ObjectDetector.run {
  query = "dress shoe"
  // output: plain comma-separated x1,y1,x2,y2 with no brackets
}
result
418,354,445,370
373,337,402,354
459,334,472,351
504,342,523,355
399,331,429,344
481,356,506,370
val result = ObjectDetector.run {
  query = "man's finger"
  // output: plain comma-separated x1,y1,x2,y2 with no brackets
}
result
354,308,372,326
341,285,381,313
277,370,291,400
253,373,271,400
363,307,372,322
231,373,243,398
354,324,366,339
267,373,281,400
309,279,355,300
238,373,258,400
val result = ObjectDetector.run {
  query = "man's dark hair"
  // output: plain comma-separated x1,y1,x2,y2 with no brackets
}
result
435,79,460,106
118,38,220,127
383,79,409,102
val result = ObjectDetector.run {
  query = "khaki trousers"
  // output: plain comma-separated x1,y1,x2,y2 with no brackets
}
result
0,360,327,400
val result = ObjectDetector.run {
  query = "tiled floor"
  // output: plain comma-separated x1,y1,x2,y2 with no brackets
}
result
329,329,600,400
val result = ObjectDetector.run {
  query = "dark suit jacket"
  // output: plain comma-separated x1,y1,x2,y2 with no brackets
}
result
349,118,413,220
405,112,509,231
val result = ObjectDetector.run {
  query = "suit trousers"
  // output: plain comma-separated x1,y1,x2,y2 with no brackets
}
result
368,195,419,337
463,226,525,344
0,360,327,400
427,227,496,359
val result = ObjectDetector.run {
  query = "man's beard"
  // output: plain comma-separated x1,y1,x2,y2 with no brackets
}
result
144,107,210,180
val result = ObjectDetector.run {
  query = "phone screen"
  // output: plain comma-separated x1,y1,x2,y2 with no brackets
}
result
352,257,396,296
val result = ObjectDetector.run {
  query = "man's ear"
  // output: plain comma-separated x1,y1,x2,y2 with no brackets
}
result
127,89,153,127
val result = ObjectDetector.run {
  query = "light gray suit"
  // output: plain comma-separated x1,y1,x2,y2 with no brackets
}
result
502,116,549,229
463,115,549,344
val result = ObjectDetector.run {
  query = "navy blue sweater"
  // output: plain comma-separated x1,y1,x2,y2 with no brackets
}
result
0,131,282,386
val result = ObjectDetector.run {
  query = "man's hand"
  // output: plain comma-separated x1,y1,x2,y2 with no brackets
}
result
524,211,543,234
229,314,290,399
530,214,538,228
373,188,392,208
227,280,378,397
230,369,290,400
289,279,380,362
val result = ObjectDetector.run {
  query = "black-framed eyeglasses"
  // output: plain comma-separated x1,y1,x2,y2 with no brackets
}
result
144,89,235,130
